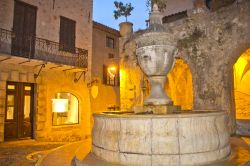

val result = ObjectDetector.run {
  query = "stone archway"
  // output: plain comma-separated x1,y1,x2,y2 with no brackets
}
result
233,48,250,120
228,43,250,136
166,58,193,110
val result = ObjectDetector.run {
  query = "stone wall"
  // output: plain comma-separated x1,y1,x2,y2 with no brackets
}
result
36,69,91,141
0,64,36,142
91,22,120,113
162,0,193,16
0,0,93,142
120,0,250,133
0,0,93,76
0,63,91,142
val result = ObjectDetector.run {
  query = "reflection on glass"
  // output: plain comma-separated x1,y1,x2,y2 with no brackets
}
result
52,93,79,126
7,95,14,105
25,86,31,91
6,95,15,120
7,107,14,120
24,96,31,120
7,85,15,90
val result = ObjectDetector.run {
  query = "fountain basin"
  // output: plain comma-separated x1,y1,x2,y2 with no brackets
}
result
92,110,230,166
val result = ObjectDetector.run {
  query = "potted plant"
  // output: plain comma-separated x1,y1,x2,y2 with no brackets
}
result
113,1,134,36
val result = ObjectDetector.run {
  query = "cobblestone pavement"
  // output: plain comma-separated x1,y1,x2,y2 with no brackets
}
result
0,140,65,166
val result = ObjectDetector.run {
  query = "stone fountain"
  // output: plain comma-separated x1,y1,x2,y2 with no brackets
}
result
136,4,176,108
85,4,231,166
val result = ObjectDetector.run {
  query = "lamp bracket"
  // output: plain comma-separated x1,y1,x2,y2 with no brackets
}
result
87,79,99,88
34,64,46,80
74,71,86,83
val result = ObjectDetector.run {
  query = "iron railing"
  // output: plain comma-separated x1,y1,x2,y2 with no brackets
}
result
0,28,88,68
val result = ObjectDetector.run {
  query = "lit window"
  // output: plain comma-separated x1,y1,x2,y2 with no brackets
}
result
106,37,115,48
103,65,119,86
52,92,79,126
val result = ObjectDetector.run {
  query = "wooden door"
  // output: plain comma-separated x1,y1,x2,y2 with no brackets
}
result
4,82,34,140
12,1,37,58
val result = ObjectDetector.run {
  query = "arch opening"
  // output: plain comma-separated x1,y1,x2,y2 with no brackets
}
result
234,48,250,120
166,58,193,110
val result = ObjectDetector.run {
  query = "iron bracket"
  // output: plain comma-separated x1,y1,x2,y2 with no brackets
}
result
74,71,86,83
34,64,45,79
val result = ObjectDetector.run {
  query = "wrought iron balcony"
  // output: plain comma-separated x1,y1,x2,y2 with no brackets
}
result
0,28,88,68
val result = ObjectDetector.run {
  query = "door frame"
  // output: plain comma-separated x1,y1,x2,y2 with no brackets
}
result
4,81,36,140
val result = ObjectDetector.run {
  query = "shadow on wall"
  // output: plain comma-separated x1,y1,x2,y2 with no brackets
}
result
234,48,250,120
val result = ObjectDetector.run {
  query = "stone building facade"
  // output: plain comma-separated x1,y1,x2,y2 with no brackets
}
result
120,0,250,134
91,21,120,113
0,0,93,142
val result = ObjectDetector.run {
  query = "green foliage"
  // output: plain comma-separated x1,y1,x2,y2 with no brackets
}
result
146,0,167,12
113,1,134,22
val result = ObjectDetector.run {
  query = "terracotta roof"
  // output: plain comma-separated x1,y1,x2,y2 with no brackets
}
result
93,21,120,36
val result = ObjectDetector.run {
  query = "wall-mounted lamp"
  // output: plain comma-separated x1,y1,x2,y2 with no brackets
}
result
52,99,69,113
108,66,117,78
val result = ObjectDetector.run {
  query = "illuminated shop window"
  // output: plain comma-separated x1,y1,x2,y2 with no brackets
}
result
52,92,79,126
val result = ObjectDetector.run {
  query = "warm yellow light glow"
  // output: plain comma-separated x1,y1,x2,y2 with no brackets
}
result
108,66,117,78
234,49,250,120
119,69,125,78
52,99,68,113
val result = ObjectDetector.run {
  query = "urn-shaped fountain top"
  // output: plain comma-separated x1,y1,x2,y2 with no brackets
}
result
135,4,177,106
135,4,173,48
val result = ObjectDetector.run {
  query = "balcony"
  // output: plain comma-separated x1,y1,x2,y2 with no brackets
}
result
0,28,88,69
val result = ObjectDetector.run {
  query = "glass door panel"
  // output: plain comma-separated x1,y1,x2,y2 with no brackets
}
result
6,95,15,120
23,95,31,137
4,82,34,140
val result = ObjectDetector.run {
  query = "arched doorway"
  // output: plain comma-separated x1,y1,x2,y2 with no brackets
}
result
234,48,250,120
166,58,193,110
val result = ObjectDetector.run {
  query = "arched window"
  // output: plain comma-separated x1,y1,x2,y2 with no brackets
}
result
52,92,79,126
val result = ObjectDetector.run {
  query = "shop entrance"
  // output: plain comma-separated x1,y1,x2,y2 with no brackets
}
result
4,82,34,140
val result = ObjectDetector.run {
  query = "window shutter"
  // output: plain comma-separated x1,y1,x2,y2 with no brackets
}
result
60,16,76,53
103,65,107,84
